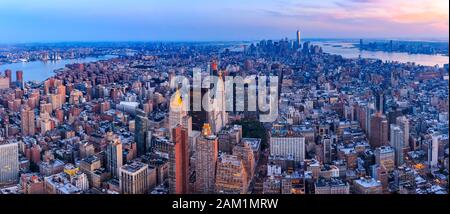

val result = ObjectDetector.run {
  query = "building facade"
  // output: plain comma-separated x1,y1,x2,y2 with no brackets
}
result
0,142,19,186
119,161,149,194
194,123,218,194
169,125,189,194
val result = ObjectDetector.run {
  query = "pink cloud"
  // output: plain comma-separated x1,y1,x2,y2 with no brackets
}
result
264,0,449,38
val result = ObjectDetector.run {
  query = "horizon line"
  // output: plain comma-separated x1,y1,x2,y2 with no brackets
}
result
1,37,449,45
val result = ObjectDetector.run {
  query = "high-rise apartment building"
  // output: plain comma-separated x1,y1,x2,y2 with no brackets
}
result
16,70,23,89
21,106,36,136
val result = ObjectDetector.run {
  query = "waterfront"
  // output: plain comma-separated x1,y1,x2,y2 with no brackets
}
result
312,41,449,67
0,55,116,82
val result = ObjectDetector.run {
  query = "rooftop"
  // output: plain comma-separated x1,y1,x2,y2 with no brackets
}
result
354,177,382,188
121,161,147,173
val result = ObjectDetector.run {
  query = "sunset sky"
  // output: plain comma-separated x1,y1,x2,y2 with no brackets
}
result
0,0,448,42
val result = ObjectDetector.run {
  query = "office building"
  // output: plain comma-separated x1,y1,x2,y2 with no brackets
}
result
215,154,248,194
106,132,123,178
169,125,189,194
396,116,410,150
194,123,218,194
135,109,149,156
390,124,404,166
0,142,19,186
232,141,255,182
119,161,149,194
430,134,440,167
270,128,305,162
370,112,389,148
322,136,332,164
375,146,395,172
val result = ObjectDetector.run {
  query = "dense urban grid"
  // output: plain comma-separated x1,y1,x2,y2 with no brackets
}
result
0,31,448,194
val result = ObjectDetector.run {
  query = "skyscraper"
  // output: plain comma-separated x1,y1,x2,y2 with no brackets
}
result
169,90,188,139
0,142,19,186
396,116,410,150
370,112,389,148
208,61,228,134
190,87,209,131
195,123,218,194
430,134,440,167
21,106,36,136
106,132,123,178
375,91,385,113
296,30,301,49
322,136,332,164
390,124,404,166
135,109,149,156
169,125,189,194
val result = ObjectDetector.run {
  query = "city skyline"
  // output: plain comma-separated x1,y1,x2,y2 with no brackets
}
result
0,0,449,43
0,0,448,199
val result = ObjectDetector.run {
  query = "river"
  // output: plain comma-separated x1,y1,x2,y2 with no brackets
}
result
0,55,117,82
312,41,449,67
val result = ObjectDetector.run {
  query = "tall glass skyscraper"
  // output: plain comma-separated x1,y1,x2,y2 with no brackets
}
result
135,109,149,157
